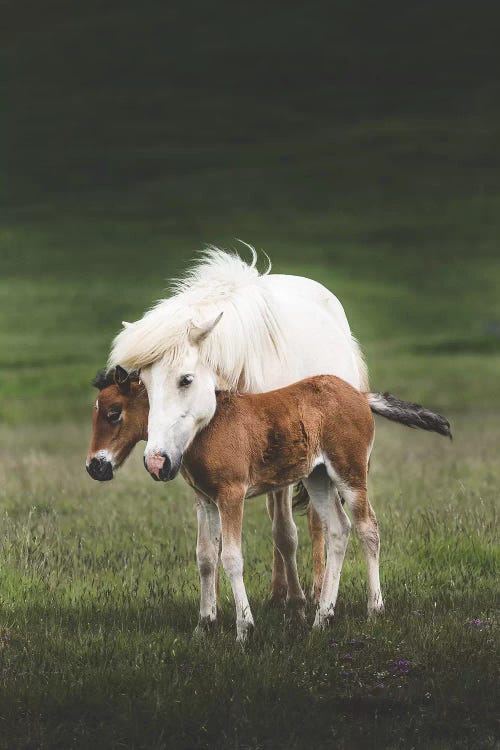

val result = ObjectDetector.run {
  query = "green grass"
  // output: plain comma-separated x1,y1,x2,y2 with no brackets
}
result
0,417,498,749
2,1,500,747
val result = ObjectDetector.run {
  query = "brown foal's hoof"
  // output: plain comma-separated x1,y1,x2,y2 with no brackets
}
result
193,617,218,638
236,620,255,644
368,603,385,619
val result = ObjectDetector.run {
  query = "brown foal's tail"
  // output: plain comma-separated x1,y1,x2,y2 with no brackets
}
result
367,392,452,439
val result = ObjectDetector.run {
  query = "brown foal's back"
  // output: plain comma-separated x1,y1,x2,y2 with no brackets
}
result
183,375,374,500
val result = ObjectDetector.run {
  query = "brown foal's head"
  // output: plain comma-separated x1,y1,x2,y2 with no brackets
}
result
86,366,149,481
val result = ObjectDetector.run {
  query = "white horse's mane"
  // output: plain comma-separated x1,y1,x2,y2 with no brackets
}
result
108,245,288,391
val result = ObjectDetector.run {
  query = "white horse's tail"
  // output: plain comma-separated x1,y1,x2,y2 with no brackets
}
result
367,393,452,438
351,334,369,390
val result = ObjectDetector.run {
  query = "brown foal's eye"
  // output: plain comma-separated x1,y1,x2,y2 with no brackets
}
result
107,411,122,424
179,374,194,388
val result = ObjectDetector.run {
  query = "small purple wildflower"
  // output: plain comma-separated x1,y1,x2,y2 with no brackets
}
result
467,618,489,630
395,659,410,674
329,640,338,648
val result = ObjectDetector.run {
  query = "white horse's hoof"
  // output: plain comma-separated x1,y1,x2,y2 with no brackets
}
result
285,597,307,629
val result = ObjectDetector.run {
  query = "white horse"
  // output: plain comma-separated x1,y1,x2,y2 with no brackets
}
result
109,247,375,631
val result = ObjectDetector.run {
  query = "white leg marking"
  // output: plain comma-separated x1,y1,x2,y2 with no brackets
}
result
304,467,351,629
220,541,254,641
218,497,254,642
195,495,221,627
355,507,384,616
324,458,384,617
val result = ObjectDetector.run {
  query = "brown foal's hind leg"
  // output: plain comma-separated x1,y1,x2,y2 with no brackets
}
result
347,490,384,617
266,492,288,603
271,486,307,624
307,503,325,604
305,467,351,628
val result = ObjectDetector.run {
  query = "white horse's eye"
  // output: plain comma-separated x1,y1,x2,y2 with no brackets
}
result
179,374,194,388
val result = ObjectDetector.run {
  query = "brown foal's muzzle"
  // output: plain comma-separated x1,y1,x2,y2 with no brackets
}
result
86,457,114,481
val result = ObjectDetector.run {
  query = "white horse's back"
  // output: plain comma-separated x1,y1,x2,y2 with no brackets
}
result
109,247,368,392
258,272,366,391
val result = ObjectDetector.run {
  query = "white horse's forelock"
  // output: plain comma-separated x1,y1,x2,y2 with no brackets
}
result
108,246,287,391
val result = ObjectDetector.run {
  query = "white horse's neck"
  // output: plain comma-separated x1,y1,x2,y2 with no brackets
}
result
109,248,289,390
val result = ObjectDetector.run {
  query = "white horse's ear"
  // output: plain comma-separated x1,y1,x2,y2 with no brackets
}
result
189,312,223,345
122,321,131,328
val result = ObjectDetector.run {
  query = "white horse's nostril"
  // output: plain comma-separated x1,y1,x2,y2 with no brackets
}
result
145,453,165,479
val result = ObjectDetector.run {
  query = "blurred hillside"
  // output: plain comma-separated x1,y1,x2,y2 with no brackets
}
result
2,0,499,422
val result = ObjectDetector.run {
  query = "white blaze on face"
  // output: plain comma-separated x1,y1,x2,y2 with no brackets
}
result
85,448,114,468
141,347,218,469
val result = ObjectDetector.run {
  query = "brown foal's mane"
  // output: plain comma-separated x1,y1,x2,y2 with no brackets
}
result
92,368,141,391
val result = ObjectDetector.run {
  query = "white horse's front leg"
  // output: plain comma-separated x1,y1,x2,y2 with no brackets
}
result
195,494,221,632
266,492,288,603
271,486,306,623
218,489,254,642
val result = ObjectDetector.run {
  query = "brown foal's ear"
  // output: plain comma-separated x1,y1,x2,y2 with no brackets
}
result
114,365,131,394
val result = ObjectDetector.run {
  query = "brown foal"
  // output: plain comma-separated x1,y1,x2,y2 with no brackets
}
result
87,367,450,641
86,367,324,605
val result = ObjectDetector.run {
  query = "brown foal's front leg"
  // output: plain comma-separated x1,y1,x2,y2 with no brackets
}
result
218,489,255,642
194,494,221,633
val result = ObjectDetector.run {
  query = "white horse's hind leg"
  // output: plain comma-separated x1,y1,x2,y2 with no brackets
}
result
195,495,221,631
271,486,306,623
218,490,254,642
266,492,288,603
307,503,325,604
304,467,351,628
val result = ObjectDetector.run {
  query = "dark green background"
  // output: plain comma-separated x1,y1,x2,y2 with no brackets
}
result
3,0,500,422
1,4,499,749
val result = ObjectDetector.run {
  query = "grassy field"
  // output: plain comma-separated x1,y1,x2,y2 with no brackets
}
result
0,417,498,749
2,2,500,748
